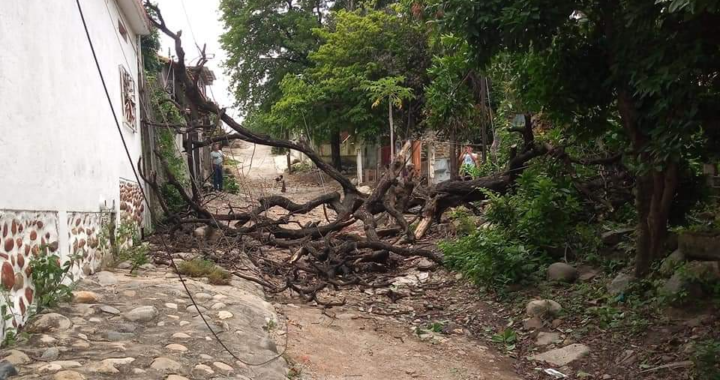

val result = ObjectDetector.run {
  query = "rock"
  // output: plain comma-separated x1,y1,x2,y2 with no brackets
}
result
523,317,544,330
211,302,226,310
123,306,158,322
660,250,686,275
139,263,156,271
416,258,437,271
116,261,132,270
38,363,63,373
167,376,189,380
87,358,135,374
525,300,562,318
165,303,178,310
179,321,190,327
661,273,705,300
165,344,188,352
530,344,591,366
96,271,118,286
212,294,227,300
99,305,120,315
535,332,562,346
172,332,191,339
41,347,60,361
150,357,181,372
2,350,30,366
200,354,213,360
186,305,208,314
607,273,635,296
194,226,209,238
577,266,600,282
26,313,72,333
684,261,720,281
0,360,18,379
117,323,137,332
194,293,213,301
678,231,720,260
193,364,215,375
72,291,100,304
54,371,85,380
218,311,233,320
601,228,634,246
106,331,135,341
547,263,578,283
49,361,82,369
213,362,233,374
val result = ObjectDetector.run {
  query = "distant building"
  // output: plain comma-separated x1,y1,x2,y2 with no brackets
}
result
0,0,151,337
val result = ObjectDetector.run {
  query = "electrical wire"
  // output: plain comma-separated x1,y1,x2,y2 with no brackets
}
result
75,0,286,367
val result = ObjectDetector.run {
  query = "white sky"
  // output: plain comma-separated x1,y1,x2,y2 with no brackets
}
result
154,0,239,120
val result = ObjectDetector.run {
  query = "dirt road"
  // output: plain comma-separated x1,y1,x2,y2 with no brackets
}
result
220,145,519,380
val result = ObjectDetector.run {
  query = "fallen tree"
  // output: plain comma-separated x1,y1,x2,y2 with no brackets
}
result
141,3,628,303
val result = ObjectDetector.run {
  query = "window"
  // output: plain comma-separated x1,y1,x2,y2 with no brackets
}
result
118,19,128,42
119,65,137,131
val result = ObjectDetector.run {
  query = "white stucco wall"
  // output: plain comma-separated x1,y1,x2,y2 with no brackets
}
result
0,0,145,215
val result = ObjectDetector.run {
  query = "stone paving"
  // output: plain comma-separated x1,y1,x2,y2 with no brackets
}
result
0,266,287,379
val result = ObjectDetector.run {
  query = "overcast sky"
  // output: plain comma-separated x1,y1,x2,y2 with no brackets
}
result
154,0,239,120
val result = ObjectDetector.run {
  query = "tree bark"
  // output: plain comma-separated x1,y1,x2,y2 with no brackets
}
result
389,101,395,161
330,129,342,171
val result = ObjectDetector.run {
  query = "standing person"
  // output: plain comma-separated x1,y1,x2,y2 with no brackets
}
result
210,143,224,191
458,145,479,179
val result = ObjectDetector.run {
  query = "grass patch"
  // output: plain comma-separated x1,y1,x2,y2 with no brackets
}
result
177,258,232,285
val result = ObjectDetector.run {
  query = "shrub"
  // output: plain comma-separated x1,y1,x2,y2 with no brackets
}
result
441,167,590,286
224,175,240,195
30,247,75,312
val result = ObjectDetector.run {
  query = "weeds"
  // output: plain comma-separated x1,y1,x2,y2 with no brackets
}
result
491,328,517,351
693,340,720,380
177,258,232,285
30,246,76,312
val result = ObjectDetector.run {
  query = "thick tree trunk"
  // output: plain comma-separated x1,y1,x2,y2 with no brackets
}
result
330,130,342,171
634,162,678,277
617,91,679,277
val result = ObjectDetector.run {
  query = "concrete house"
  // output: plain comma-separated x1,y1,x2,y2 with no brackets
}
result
0,0,151,336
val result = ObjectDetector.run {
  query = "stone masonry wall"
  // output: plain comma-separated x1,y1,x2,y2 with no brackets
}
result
0,210,111,341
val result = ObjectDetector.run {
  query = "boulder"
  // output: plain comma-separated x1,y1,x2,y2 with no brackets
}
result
547,263,578,283
678,231,720,261
530,343,591,366
526,300,562,318
535,332,562,346
96,271,118,286
607,273,634,296
2,350,30,366
26,313,72,333
122,306,158,322
0,361,18,379
684,260,720,281
523,317,544,330
660,273,704,301
601,228,634,246
659,250,686,276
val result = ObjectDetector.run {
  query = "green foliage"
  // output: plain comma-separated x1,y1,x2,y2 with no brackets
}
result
491,328,517,351
224,175,241,195
693,339,720,380
441,166,595,286
30,247,75,312
447,208,475,237
177,258,232,285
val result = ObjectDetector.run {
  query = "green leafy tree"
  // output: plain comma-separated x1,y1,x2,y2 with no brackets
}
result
362,76,415,160
431,0,720,276
268,7,430,168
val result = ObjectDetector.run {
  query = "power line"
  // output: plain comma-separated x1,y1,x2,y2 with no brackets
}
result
75,0,285,367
